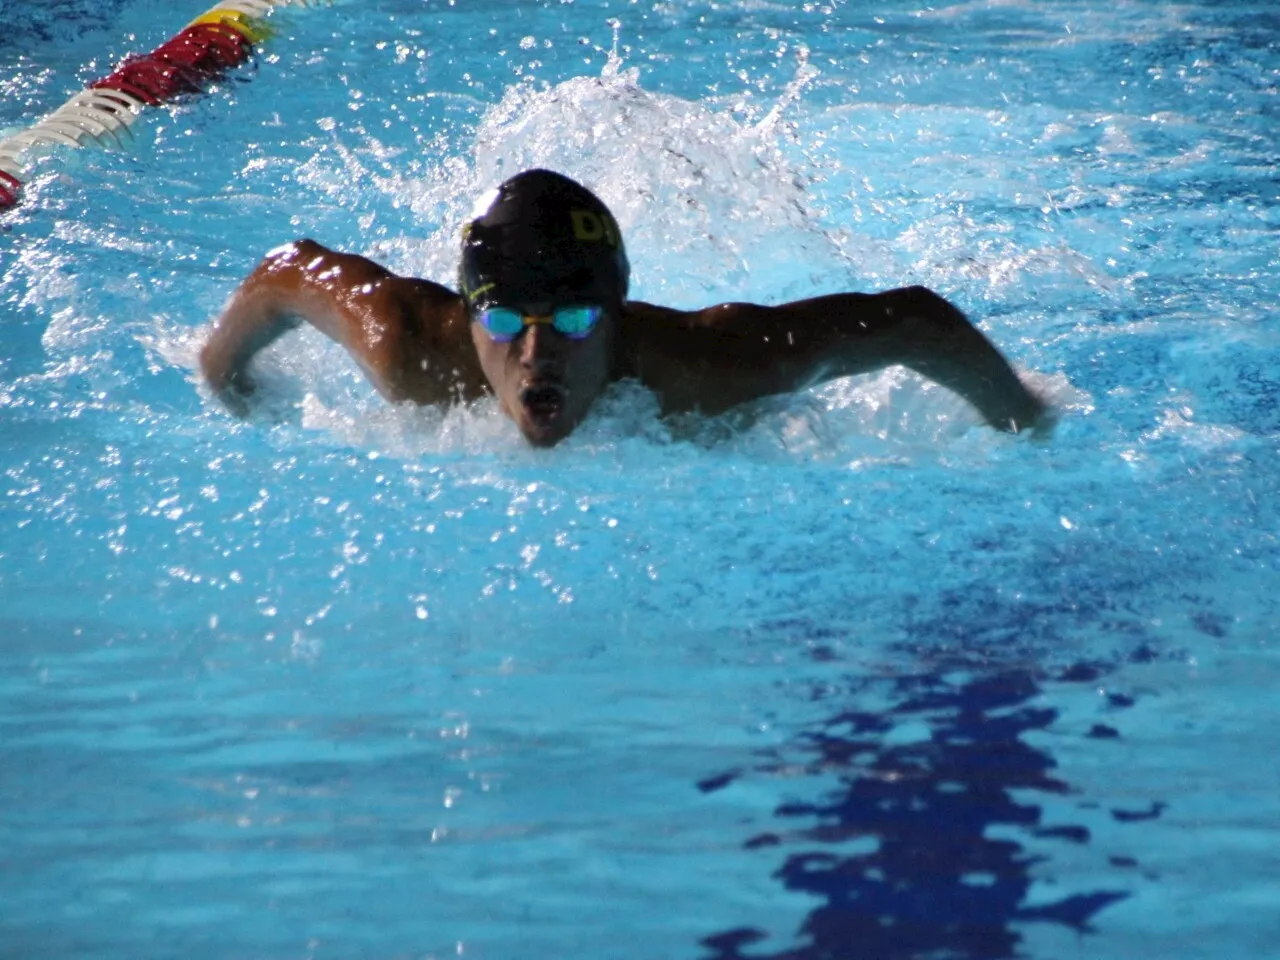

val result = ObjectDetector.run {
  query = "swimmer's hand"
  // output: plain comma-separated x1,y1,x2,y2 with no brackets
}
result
199,248,308,417
200,315,278,419
205,365,258,418
985,380,1054,436
869,286,1054,438
1018,391,1058,439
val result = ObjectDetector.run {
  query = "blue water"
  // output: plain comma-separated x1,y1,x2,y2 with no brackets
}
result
2,1,1278,957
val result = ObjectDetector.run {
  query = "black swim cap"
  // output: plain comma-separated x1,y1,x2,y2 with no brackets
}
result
458,169,630,313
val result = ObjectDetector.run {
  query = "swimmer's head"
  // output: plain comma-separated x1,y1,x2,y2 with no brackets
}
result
459,170,629,447
459,168,630,313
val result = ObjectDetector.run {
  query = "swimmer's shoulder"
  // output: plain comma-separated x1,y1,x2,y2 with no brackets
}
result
618,299,771,352
277,239,469,337
393,276,469,337
617,300,691,365
380,277,485,399
297,253,478,400
621,299,768,330
615,299,756,386
620,300,683,330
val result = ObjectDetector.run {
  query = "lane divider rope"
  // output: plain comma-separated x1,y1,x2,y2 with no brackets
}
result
0,0,315,212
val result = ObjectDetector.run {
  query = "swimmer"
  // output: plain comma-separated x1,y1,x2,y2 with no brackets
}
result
200,168,1049,446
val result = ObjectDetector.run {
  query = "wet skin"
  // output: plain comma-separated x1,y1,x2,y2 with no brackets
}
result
200,239,1050,444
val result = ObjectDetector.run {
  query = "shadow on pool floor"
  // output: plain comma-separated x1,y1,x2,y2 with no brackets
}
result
696,655,1163,960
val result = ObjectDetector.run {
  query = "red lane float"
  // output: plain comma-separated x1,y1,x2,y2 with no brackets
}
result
0,1,312,212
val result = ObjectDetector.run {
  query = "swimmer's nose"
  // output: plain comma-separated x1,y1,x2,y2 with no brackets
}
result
519,321,561,373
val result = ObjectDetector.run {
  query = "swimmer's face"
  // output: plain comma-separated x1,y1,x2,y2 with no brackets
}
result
470,302,618,447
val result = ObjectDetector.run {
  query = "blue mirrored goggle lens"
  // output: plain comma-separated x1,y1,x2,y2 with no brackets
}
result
476,305,604,342
552,305,603,339
477,307,525,342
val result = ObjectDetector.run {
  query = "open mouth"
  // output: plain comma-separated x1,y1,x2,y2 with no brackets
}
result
519,383,567,426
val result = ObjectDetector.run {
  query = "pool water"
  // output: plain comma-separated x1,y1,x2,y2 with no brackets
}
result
2,1,1278,957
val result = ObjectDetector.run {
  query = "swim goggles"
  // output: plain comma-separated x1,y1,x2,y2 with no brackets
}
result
474,304,604,343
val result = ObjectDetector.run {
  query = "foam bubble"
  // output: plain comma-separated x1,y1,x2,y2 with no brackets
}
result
394,55,865,307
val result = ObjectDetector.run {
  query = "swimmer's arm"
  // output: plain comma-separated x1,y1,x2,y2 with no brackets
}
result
200,239,477,411
629,287,1048,433
820,286,1049,432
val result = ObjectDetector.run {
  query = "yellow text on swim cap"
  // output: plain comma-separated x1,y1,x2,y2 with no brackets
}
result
571,210,619,248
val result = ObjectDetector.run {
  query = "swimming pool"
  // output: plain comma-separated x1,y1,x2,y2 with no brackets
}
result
2,0,1278,957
